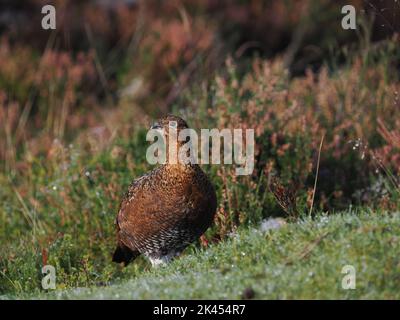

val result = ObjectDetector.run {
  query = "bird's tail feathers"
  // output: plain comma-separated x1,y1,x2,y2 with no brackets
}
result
112,243,140,266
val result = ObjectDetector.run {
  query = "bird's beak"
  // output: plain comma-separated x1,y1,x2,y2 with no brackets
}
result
150,122,162,130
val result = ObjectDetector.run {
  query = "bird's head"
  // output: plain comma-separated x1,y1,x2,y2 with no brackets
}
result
149,115,194,165
151,114,189,132
150,114,190,143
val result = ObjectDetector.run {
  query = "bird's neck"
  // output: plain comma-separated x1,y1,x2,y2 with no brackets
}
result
161,163,199,175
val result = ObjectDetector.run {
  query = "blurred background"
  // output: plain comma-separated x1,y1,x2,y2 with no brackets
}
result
0,0,399,296
0,0,399,138
1,0,399,114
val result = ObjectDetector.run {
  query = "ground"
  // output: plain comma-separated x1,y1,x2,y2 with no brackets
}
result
3,210,398,300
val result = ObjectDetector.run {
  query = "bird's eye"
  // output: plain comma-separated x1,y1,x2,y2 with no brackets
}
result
169,121,178,129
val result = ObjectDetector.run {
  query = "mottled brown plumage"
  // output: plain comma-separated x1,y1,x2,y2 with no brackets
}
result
112,115,217,266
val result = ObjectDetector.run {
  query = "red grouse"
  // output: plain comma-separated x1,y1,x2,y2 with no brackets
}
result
112,115,217,266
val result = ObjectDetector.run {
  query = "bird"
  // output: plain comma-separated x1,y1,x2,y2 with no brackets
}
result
112,114,217,266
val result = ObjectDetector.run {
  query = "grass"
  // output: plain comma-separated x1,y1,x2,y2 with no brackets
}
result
3,210,399,299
